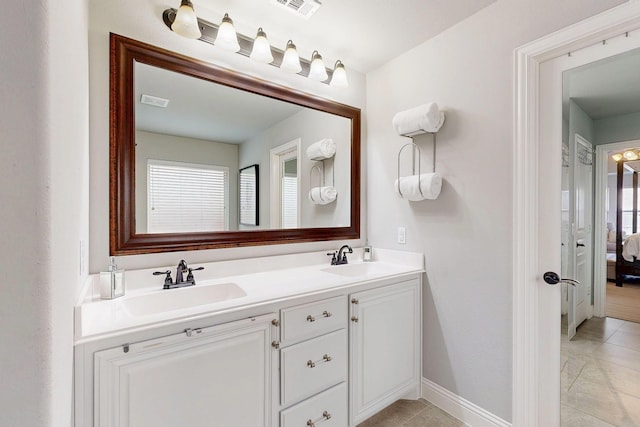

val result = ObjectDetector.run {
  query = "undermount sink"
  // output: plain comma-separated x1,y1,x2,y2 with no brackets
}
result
121,283,246,316
321,263,381,277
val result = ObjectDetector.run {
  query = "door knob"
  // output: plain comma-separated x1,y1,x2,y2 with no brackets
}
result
543,271,580,287
576,243,585,247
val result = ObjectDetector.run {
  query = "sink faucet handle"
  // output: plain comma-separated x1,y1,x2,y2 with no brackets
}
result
186,266,204,283
326,252,338,265
153,270,173,287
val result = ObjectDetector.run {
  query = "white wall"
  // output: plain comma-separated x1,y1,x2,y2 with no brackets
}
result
0,0,89,425
595,111,640,145
135,131,239,232
239,108,351,229
569,99,595,144
365,0,625,421
89,0,366,273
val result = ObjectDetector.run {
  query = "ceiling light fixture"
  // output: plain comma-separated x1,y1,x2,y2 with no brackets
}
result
250,27,274,63
171,0,201,39
308,51,328,81
280,40,302,73
330,60,348,88
214,13,240,52
612,153,623,162
624,150,639,161
162,5,348,87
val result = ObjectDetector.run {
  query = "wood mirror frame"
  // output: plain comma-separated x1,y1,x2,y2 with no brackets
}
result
110,34,361,255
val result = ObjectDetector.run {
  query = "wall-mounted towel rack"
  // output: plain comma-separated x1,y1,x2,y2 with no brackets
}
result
397,142,423,198
393,102,445,201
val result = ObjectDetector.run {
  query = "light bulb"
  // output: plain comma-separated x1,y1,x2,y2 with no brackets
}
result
624,150,638,160
308,51,328,81
250,28,273,63
281,40,302,73
612,153,623,162
330,60,348,88
171,0,201,39
215,13,240,52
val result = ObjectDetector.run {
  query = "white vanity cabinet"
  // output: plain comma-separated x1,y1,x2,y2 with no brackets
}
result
348,278,422,425
275,296,349,427
93,314,275,427
76,257,425,427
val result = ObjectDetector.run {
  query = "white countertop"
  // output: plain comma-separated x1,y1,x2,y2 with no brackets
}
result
74,248,424,344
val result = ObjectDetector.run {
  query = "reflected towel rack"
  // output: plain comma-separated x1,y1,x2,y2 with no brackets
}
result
310,161,335,188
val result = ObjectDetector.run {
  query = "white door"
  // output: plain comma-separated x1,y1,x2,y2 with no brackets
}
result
568,134,593,338
517,5,640,424
94,315,274,427
349,279,421,426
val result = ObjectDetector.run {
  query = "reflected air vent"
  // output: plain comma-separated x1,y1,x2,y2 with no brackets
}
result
272,0,322,19
140,94,170,108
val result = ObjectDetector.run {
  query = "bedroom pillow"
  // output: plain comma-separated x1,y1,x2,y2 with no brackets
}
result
608,229,616,243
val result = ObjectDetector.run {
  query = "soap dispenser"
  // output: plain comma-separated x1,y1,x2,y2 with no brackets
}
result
363,241,373,262
100,256,125,299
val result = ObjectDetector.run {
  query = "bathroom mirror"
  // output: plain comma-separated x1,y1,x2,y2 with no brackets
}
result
110,34,360,254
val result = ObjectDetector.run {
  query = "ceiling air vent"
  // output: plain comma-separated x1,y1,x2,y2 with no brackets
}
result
271,0,322,19
140,94,170,108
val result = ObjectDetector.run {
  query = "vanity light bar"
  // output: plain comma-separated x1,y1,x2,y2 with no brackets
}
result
162,9,335,84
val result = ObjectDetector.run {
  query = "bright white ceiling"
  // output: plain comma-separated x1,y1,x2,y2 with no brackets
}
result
138,0,500,141
565,47,640,120
190,0,497,73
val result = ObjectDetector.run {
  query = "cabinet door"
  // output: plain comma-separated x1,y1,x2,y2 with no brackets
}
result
94,314,275,427
349,279,421,425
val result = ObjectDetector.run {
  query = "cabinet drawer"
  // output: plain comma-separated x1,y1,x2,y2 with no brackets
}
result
281,296,346,343
280,382,347,427
281,329,347,406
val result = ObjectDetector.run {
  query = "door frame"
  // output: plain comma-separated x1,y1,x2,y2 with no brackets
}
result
269,138,301,228
594,139,640,317
513,2,640,426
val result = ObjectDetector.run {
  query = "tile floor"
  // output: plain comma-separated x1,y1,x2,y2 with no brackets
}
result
359,316,640,427
356,398,464,426
561,316,640,426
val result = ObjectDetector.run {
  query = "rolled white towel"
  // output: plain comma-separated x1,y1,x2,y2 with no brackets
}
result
392,103,445,137
394,173,442,201
309,186,337,205
306,139,336,160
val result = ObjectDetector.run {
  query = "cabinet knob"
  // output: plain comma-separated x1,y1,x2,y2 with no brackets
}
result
351,315,359,323
271,319,280,327
271,340,280,349
351,298,359,304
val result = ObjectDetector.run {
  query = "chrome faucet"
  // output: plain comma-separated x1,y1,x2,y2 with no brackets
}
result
153,260,204,289
327,245,353,265
175,259,188,284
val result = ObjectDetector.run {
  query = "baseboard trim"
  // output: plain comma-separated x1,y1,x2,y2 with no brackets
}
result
421,378,511,427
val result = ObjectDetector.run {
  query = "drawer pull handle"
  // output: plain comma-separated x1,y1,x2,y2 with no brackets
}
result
306,410,332,426
307,354,332,368
306,310,332,322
